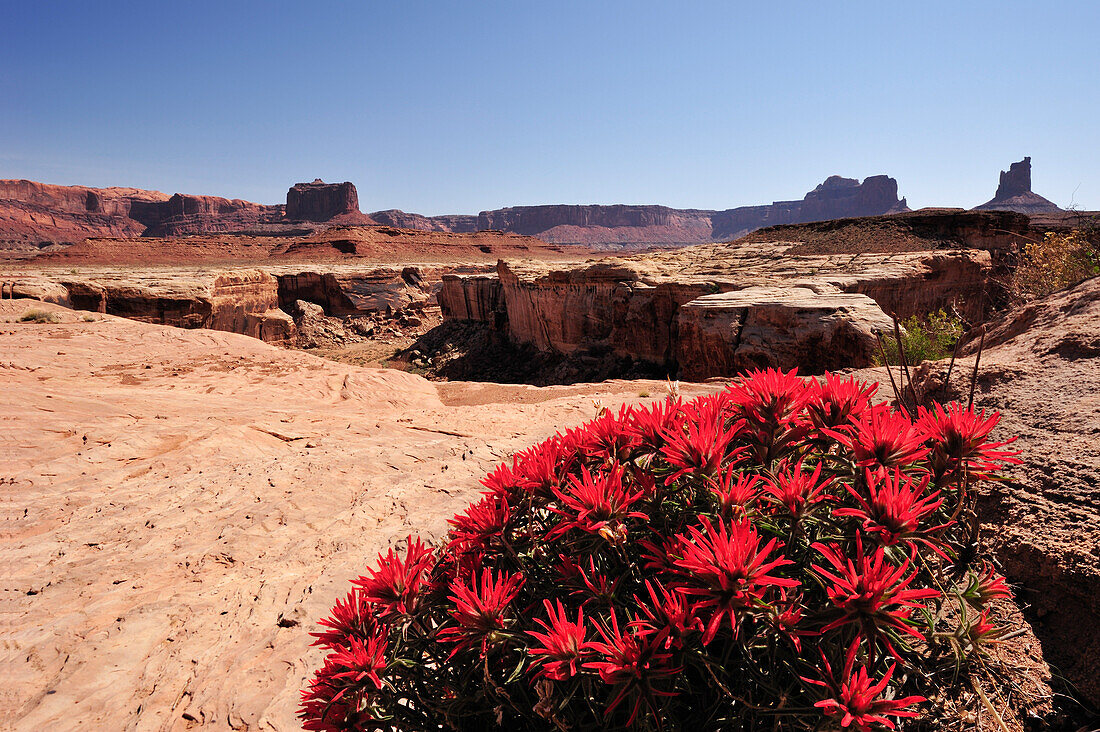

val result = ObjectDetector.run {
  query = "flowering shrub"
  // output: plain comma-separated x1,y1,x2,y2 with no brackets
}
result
301,369,1021,731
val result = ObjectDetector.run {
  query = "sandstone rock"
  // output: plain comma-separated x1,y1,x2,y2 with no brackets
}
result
974,157,1063,215
675,286,894,380
285,180,362,222
439,240,995,380
885,277,1100,707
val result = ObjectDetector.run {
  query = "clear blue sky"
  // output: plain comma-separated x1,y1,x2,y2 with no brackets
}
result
2,1,1097,214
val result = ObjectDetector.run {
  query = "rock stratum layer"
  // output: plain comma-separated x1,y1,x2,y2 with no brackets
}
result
438,209,1029,381
372,174,909,247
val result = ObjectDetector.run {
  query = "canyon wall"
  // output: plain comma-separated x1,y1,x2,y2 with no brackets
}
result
438,245,993,381
373,174,909,247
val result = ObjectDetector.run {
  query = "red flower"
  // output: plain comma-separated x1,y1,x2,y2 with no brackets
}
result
917,402,1020,481
631,580,704,650
762,460,833,520
659,397,744,484
628,396,685,452
311,589,379,650
961,608,1003,648
573,555,623,607
708,465,761,518
725,368,813,464
516,435,577,501
548,465,646,538
726,367,813,425
961,563,1012,607
829,404,929,469
352,536,435,619
527,599,590,680
584,609,682,726
833,468,948,549
769,589,808,652
439,568,525,656
448,492,511,551
673,517,799,644
578,405,640,463
299,631,388,730
479,456,532,500
801,641,924,731
812,538,939,659
807,372,877,431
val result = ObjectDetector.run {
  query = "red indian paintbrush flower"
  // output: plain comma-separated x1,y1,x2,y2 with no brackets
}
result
628,396,685,453
725,367,813,464
708,465,761,518
584,609,682,727
448,492,511,551
311,588,379,650
631,579,704,650
833,468,949,550
299,631,389,731
762,460,833,520
659,397,744,484
479,455,532,501
548,464,646,538
801,640,925,731
828,403,929,469
352,536,435,619
516,436,575,501
527,598,590,680
807,372,877,431
673,517,799,644
579,404,640,463
917,402,1020,481
813,537,939,659
961,563,1012,607
439,567,525,656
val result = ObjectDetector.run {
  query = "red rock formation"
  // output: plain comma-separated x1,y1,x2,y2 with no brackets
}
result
974,157,1062,214
285,180,367,222
438,236,995,380
375,176,909,247
369,209,477,233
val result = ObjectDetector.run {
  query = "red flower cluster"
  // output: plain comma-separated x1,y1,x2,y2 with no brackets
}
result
302,368,1020,730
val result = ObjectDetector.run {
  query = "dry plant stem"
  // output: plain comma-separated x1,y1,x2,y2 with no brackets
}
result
971,675,1011,732
892,315,918,414
877,332,908,417
967,331,986,411
942,334,964,401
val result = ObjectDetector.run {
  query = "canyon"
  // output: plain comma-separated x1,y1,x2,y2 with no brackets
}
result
434,209,1035,382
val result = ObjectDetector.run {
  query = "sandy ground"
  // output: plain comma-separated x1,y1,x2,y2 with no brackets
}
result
2,300,715,731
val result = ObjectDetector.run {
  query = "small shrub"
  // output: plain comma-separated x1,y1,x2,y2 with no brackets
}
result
81,313,98,322
19,309,61,324
875,310,964,366
1011,229,1099,301
638,391,651,398
301,369,1020,731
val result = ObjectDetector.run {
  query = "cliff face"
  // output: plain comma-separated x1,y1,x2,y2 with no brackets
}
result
0,178,371,249
437,224,998,381
377,175,909,247
285,180,364,222
974,157,1062,215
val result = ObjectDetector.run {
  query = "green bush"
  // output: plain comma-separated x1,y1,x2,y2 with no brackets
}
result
875,310,964,366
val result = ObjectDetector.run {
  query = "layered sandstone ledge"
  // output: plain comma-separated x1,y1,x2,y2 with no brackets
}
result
438,242,994,380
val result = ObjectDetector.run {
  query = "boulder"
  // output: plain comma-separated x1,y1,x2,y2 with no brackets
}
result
676,287,893,380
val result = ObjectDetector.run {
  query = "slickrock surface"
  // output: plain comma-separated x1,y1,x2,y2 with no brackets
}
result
899,277,1100,706
3,301,716,730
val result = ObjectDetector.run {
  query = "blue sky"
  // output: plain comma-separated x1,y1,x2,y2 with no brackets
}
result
2,1,1097,213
